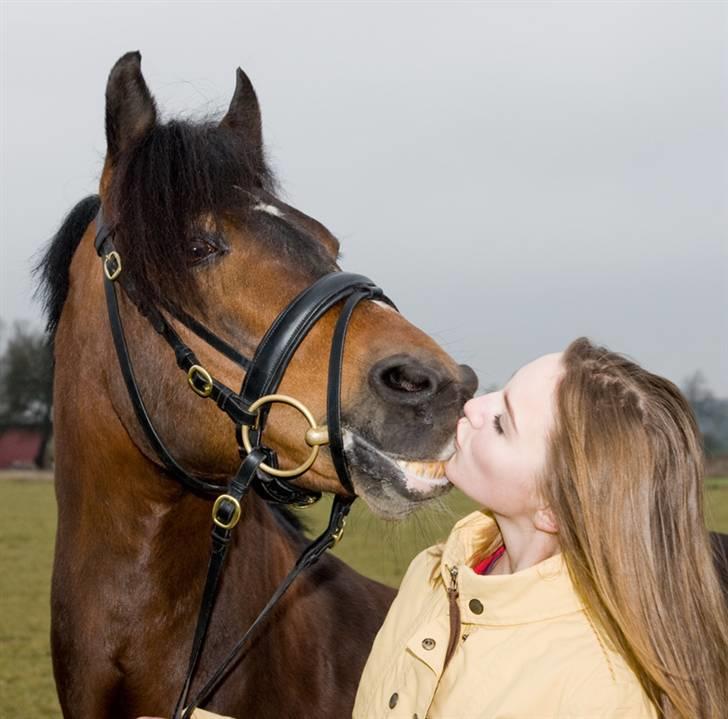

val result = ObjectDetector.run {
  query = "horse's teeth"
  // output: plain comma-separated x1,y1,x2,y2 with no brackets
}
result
395,459,447,479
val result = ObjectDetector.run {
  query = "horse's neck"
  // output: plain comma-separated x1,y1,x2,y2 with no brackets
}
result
53,366,300,609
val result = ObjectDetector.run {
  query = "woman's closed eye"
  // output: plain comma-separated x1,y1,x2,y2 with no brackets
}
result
493,414,504,435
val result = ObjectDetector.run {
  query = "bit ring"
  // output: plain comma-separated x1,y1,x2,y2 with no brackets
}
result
241,394,329,478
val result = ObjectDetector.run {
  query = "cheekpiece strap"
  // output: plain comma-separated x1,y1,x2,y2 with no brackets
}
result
179,493,356,718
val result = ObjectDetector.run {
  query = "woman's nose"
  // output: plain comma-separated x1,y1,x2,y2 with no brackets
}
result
463,392,497,429
463,394,489,428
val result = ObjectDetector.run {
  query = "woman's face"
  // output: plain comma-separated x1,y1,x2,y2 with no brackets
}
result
445,352,563,522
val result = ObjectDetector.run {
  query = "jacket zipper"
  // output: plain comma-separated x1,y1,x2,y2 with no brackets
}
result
443,565,461,673
423,566,462,719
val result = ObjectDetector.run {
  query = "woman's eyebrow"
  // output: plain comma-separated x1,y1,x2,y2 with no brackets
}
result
504,390,518,434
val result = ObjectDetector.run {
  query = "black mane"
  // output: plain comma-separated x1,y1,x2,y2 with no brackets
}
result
35,194,101,340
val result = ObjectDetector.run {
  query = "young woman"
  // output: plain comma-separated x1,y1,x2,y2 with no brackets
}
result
353,337,728,719
142,337,728,719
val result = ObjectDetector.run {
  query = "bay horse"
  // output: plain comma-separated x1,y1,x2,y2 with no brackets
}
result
38,52,478,718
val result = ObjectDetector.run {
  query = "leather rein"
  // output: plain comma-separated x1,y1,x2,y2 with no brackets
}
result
92,206,396,718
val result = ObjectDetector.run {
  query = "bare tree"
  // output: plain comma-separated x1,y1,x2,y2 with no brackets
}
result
682,371,728,457
0,322,53,467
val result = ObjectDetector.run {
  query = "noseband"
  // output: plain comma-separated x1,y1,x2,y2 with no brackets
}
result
93,206,396,717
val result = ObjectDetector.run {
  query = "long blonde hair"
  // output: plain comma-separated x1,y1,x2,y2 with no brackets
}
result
539,337,728,718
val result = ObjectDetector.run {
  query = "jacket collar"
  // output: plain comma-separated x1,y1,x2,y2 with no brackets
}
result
438,510,585,626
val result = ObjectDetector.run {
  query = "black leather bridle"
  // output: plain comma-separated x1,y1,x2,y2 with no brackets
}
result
93,206,396,718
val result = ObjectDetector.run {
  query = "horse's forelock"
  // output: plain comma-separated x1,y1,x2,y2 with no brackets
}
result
108,119,273,313
106,118,339,316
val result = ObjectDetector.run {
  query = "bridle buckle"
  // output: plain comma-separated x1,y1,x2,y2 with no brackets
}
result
103,251,122,281
188,365,213,398
212,494,242,530
332,514,348,544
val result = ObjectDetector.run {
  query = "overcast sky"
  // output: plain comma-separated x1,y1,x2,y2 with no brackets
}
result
1,1,726,394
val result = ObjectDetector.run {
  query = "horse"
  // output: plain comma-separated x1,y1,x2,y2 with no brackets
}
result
37,51,478,719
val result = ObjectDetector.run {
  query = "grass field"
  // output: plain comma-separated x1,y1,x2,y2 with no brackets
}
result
1,475,727,717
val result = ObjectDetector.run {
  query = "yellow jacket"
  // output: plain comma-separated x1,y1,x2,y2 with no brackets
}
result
353,510,657,719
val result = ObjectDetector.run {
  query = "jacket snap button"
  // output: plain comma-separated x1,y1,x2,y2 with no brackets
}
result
469,598,484,614
421,637,436,650
389,692,399,709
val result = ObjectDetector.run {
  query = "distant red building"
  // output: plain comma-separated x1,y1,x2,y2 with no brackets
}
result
0,427,46,468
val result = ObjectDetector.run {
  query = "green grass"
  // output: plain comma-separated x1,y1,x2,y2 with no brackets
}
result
304,489,481,587
1,476,727,717
0,480,59,718
704,476,728,531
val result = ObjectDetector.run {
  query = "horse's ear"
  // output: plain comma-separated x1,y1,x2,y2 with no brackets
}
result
221,68,264,166
105,51,157,162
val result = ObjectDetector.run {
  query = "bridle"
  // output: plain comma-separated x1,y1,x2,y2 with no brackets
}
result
93,205,396,718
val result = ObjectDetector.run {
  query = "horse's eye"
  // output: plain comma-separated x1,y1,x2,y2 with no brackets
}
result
189,235,221,266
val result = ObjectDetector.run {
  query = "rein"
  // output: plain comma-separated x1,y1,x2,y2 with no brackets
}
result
92,206,396,717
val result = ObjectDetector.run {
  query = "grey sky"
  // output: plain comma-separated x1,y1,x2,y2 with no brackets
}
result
1,1,726,393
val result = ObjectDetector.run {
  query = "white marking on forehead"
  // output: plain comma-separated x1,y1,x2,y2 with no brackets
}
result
373,300,395,312
252,201,284,218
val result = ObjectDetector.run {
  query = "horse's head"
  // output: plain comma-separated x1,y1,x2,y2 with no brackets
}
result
86,52,476,519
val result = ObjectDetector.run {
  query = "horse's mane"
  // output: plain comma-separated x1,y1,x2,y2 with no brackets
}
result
35,194,102,340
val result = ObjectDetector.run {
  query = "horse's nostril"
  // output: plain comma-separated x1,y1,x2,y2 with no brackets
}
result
370,355,440,405
381,365,434,395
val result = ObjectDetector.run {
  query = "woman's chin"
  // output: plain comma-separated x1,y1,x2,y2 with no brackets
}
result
443,456,461,491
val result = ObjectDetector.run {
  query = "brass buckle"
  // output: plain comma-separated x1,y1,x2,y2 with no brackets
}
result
103,251,122,281
187,365,213,397
212,494,242,530
241,394,329,478
332,515,347,545
297,493,320,508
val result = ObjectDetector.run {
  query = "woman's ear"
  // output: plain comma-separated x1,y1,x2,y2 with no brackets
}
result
534,505,559,534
